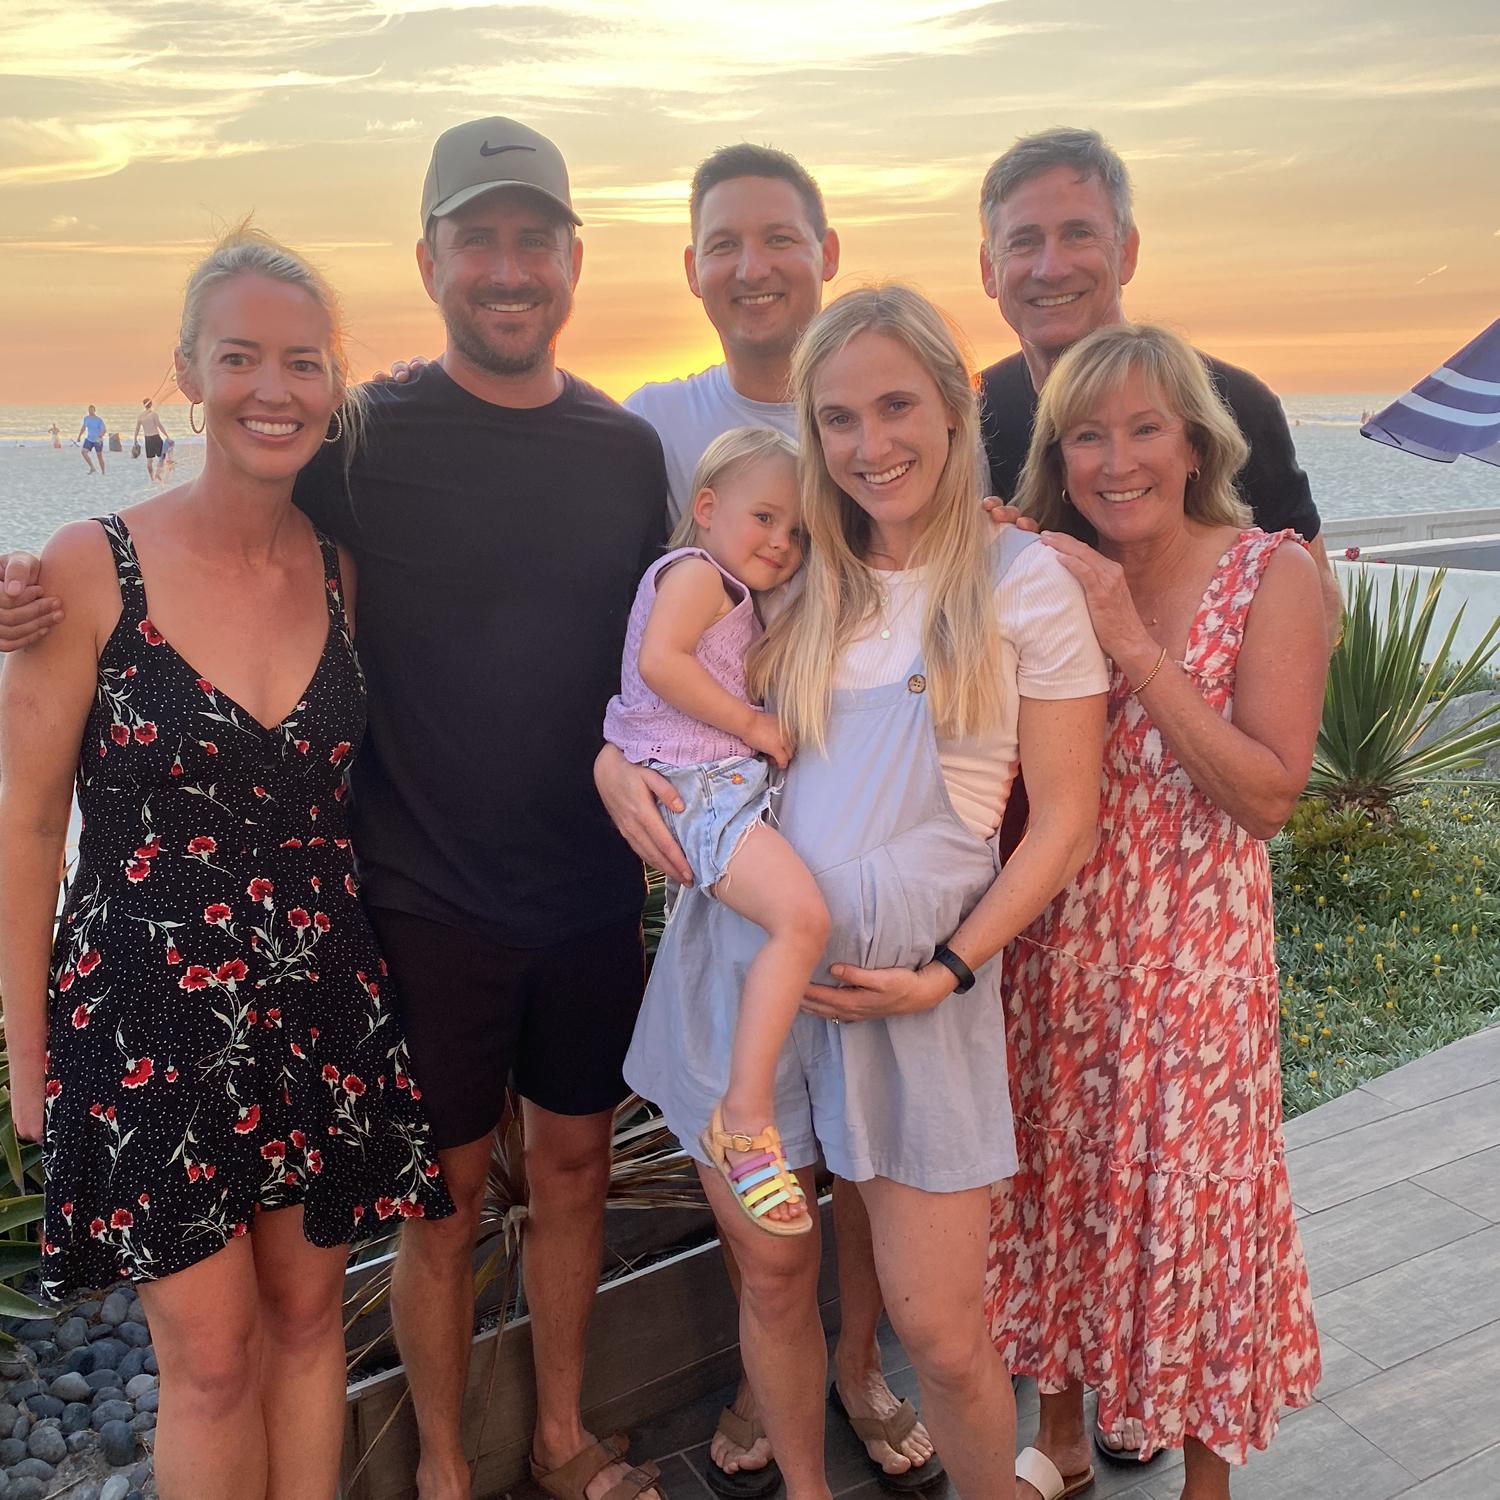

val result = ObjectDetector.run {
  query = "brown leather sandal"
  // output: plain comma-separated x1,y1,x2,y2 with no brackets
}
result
702,1407,782,1499
530,1432,665,1500
828,1385,946,1493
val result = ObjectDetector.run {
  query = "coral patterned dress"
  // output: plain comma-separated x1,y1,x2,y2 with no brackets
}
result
40,515,452,1297
985,529,1320,1464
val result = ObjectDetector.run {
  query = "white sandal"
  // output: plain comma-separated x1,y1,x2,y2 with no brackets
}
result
1015,1445,1094,1500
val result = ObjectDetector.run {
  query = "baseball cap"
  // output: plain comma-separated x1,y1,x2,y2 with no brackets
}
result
421,116,582,230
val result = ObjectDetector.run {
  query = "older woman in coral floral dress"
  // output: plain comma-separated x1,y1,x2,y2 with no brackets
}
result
986,324,1328,1500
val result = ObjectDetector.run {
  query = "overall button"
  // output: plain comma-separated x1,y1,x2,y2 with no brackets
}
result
907,674,926,694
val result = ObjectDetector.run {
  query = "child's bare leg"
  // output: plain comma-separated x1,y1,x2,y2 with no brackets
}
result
710,825,829,1224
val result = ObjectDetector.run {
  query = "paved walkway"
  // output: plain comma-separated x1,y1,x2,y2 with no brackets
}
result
620,1025,1500,1500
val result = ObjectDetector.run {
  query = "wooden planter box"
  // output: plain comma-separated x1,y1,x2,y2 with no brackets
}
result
341,1200,839,1500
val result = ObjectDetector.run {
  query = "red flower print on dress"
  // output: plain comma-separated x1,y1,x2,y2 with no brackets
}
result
306,1150,323,1174
253,785,268,798
398,1200,424,1219
133,723,157,744
138,1192,151,1207
164,1065,179,1083
329,742,351,765
295,740,310,755
77,949,102,976
110,724,130,747
374,1197,398,1220
45,1079,62,1099
196,677,214,694
165,946,182,965
233,1104,261,1134
215,958,248,985
342,1074,366,1097
281,838,303,849
288,908,311,929
121,1058,154,1089
345,874,357,896
187,836,217,855
110,1208,134,1229
313,912,331,932
57,970,75,993
260,1140,287,1161
125,858,152,883
423,1161,440,1178
89,1218,107,1238
290,1042,305,1058
321,1064,340,1083
204,903,232,926
201,742,218,756
135,838,161,860
179,965,213,991
231,1222,248,1238
137,619,165,646
247,877,274,902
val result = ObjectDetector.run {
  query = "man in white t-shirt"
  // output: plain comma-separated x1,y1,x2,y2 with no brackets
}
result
622,146,947,1499
623,144,838,525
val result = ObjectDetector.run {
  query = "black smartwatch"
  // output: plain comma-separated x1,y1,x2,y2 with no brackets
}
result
929,943,976,994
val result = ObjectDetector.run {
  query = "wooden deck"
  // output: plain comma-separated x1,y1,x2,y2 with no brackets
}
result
607,1025,1500,1500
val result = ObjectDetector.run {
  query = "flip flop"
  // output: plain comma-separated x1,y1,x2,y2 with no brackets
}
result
1091,1421,1156,1468
1016,1445,1094,1499
700,1407,782,1499
828,1384,947,1494
530,1432,665,1500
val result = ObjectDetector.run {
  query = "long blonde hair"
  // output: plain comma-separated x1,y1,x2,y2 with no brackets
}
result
1015,322,1252,540
749,285,1004,751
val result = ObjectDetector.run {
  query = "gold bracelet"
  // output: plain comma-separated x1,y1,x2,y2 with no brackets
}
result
1130,645,1168,695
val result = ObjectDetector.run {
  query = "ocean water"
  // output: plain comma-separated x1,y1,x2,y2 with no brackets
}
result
1,394,1497,553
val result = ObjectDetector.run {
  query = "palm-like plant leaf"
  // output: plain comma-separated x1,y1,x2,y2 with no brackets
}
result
1308,567,1500,807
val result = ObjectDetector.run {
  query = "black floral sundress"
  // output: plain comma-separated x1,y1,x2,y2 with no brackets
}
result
40,515,452,1297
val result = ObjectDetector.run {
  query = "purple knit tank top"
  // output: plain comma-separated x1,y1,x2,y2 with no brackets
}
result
603,547,763,766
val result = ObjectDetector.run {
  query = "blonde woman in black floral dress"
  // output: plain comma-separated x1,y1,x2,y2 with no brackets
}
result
0,228,452,1500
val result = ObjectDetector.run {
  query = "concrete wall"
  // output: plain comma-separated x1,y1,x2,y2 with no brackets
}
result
1323,506,1500,550
1333,559,1500,660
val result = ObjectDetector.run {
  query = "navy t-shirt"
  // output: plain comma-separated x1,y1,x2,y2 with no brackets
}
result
294,365,667,947
977,349,1322,540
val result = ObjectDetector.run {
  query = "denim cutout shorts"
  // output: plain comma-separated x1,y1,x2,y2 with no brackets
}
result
649,755,776,892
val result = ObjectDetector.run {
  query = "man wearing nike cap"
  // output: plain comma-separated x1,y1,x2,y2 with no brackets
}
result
0,117,670,1500
329,116,669,1500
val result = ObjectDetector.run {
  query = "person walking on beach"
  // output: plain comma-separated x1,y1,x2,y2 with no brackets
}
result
77,405,106,473
0,227,453,1500
49,422,60,448
134,397,171,480
0,117,671,1500
975,127,1341,633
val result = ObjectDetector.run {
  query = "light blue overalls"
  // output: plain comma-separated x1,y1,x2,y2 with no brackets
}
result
624,531,1037,1192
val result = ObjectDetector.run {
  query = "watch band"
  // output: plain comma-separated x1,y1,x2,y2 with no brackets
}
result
930,944,976,994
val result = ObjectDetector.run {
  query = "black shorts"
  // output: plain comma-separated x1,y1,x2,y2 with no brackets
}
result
367,907,645,1150
144,435,163,458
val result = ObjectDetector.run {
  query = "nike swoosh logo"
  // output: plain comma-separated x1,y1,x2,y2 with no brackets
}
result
480,142,535,157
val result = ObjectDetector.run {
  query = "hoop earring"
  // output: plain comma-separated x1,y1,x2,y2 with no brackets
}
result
323,409,344,446
1188,467,1201,483
189,402,204,435
1061,487,1071,506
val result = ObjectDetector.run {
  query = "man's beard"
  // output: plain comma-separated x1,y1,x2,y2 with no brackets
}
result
445,291,572,378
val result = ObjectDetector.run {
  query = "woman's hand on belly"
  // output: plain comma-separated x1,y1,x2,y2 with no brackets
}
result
801,959,956,1022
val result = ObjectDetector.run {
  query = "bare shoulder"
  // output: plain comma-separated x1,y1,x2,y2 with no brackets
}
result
1245,537,1323,635
655,553,727,598
39,519,116,594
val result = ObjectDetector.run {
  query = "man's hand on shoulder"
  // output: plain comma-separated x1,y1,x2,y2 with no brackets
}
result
0,552,60,652
366,355,432,386
982,496,1039,533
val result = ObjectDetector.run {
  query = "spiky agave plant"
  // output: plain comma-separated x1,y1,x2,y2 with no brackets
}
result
1308,566,1500,810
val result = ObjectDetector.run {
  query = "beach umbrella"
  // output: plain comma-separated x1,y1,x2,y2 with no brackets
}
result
1361,317,1500,467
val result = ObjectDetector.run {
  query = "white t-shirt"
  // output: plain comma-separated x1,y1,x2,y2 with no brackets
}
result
624,364,797,526
836,536,1108,837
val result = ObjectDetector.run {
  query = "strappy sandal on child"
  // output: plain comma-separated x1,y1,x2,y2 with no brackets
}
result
530,1432,665,1500
701,1407,783,1499
1016,1445,1094,1500
701,1104,812,1237
828,1385,947,1494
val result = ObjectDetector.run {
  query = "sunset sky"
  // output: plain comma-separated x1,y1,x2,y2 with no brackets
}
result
3,0,1496,405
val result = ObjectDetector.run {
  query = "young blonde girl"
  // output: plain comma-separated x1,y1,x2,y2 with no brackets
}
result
604,427,828,1233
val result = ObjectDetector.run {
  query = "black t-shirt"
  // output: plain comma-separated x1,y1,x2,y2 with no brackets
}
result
977,349,1322,540
294,366,667,947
